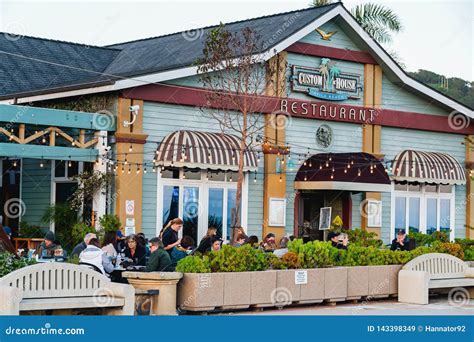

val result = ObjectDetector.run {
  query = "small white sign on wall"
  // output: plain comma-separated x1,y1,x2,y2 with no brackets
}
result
295,270,308,285
125,200,135,215
125,226,135,236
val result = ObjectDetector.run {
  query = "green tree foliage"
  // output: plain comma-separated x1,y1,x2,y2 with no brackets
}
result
408,69,474,109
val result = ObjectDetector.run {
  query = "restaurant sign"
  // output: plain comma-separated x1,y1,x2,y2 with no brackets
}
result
291,58,362,101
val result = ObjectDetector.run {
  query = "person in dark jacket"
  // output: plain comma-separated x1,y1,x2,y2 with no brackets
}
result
160,218,183,254
196,227,217,254
36,231,63,257
391,229,410,251
328,231,348,250
124,234,147,266
146,237,172,272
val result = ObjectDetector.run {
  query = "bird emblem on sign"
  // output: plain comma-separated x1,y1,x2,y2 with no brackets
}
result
315,28,337,41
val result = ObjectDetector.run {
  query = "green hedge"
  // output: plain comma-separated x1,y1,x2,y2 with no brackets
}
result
0,252,36,278
176,239,469,273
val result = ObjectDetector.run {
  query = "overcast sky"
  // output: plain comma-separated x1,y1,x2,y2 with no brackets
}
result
0,0,472,81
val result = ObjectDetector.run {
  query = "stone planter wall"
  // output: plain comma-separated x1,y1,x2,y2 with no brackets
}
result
177,265,402,312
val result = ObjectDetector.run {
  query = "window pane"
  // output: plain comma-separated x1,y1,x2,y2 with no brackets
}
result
440,199,451,233
183,169,201,180
183,187,199,242
68,161,79,177
395,197,406,235
394,183,407,191
439,185,452,193
209,171,225,181
227,189,240,241
55,182,77,203
408,184,421,192
425,184,437,193
208,188,224,238
227,171,238,182
408,197,420,233
55,161,66,178
162,167,179,179
426,198,438,234
162,186,180,227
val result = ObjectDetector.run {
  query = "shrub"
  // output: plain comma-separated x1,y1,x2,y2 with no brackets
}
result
454,238,474,261
0,252,36,278
346,229,383,248
71,223,96,248
207,244,270,272
270,252,301,270
289,239,341,268
99,214,121,233
431,241,464,260
176,255,211,273
408,231,450,246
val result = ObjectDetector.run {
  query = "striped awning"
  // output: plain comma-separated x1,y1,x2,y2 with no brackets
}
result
155,130,258,171
391,150,466,185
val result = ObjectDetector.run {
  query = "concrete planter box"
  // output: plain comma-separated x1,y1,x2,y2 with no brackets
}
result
221,272,251,310
250,271,277,307
324,267,348,301
347,266,369,300
299,269,325,304
177,265,403,312
177,273,224,312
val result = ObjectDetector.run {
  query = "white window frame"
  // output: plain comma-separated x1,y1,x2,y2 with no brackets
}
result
49,160,84,232
390,182,455,241
156,169,248,243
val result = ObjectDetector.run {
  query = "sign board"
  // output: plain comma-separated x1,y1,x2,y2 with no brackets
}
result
125,226,135,236
268,198,286,227
291,59,362,101
126,218,135,227
125,200,135,215
295,270,308,285
319,207,332,230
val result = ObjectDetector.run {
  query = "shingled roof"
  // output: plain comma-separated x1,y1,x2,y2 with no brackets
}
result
0,3,338,98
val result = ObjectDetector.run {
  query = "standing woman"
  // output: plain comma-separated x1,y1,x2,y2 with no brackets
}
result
196,227,217,254
124,234,147,266
160,218,183,254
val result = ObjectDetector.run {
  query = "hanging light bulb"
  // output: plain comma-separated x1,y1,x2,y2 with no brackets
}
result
206,171,209,181
257,153,261,163
279,175,282,182
68,160,72,167
152,165,157,173
124,154,128,165
136,164,140,174
144,164,147,174
309,161,312,168
344,168,347,173
40,158,44,168
42,136,46,144
12,160,17,167
329,154,332,162
229,173,233,182
304,172,307,181
319,163,322,170
357,169,361,177
72,140,75,147
330,173,334,179
253,171,257,182
129,144,133,152
121,164,125,173
128,164,131,174
332,167,335,173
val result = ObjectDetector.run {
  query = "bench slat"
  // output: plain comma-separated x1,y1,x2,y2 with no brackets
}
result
429,278,474,289
19,297,125,311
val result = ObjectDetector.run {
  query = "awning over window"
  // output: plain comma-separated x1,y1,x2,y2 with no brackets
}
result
155,130,258,171
294,152,391,192
391,150,466,185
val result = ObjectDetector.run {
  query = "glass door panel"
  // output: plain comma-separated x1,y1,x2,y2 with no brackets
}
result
208,188,224,238
162,185,180,228
408,197,420,233
394,196,406,235
426,198,438,235
439,199,451,233
183,186,199,242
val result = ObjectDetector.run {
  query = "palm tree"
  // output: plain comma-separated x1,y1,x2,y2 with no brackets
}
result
312,1,402,44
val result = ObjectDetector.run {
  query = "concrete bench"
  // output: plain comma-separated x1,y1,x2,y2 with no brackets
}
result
0,263,135,315
398,253,474,305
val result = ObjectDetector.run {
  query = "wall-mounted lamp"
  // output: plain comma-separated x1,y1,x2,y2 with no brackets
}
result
123,105,140,128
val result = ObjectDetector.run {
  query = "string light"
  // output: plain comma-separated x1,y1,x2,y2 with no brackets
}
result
128,164,132,174
253,171,257,182
129,144,133,152
357,168,361,177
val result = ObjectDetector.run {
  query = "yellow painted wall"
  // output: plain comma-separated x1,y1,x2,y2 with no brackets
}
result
114,98,148,234
465,136,474,239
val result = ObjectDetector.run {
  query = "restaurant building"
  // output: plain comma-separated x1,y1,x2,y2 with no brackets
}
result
0,3,473,245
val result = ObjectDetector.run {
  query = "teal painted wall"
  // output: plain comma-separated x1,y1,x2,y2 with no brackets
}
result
141,102,264,238
381,74,450,115
20,158,51,228
299,20,362,51
285,118,363,234
380,127,466,243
